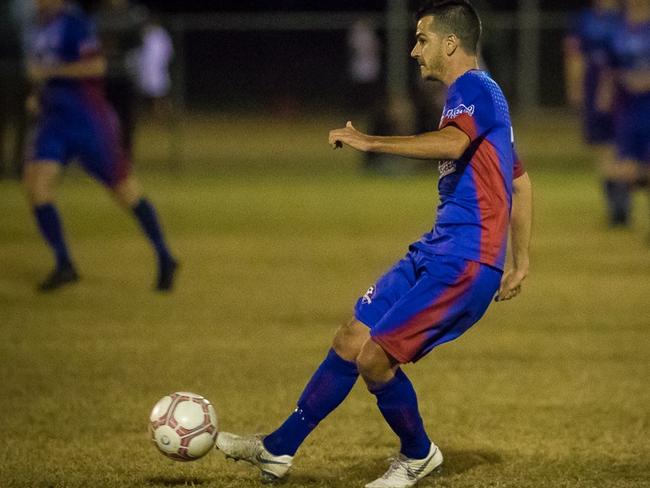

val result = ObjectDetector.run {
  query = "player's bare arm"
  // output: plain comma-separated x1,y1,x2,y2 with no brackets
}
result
563,35,585,109
27,55,107,83
595,67,616,113
329,121,471,161
497,172,532,302
26,56,107,115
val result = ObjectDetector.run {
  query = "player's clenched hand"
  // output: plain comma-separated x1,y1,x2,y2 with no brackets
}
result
25,94,40,117
495,268,527,302
329,121,373,152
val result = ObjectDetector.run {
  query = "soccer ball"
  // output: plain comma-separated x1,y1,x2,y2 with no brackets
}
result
149,391,218,461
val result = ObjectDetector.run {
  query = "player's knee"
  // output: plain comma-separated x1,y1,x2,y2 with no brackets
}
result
23,164,54,205
357,340,394,388
111,177,142,208
610,160,639,183
332,318,368,362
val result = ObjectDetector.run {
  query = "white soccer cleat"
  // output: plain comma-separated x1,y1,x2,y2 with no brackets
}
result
365,443,443,488
215,431,293,483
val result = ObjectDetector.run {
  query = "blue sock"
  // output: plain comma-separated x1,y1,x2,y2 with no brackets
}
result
263,349,359,456
370,369,431,459
132,198,172,264
34,203,72,268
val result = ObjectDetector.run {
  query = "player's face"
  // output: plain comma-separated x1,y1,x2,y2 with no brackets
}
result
411,16,446,82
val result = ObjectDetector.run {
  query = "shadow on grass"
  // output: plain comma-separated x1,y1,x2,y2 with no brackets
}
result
145,476,207,486
343,448,502,484
437,449,503,477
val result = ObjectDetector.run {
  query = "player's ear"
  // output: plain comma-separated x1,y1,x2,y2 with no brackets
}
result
445,34,459,56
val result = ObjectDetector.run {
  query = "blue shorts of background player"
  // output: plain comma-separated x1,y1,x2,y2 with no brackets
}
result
355,248,502,364
31,101,130,188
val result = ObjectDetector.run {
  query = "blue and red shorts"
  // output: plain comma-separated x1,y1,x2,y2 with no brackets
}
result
354,248,502,363
28,98,131,188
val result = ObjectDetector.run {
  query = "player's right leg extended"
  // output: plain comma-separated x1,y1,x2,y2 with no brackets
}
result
215,319,367,481
23,161,79,292
110,175,178,291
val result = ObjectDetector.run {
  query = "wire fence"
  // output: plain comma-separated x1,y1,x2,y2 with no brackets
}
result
166,10,570,113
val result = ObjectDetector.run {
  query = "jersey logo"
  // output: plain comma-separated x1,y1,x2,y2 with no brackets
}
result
438,159,457,177
443,103,475,119
362,285,376,305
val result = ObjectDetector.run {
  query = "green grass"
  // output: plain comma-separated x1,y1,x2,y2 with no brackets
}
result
0,114,649,487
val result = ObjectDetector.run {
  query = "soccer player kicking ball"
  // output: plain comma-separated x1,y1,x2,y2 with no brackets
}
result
24,0,177,292
216,1,533,486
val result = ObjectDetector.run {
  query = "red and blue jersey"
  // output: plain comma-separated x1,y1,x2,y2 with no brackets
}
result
412,70,523,271
605,18,650,163
27,5,130,187
605,18,650,111
29,5,104,115
570,8,621,111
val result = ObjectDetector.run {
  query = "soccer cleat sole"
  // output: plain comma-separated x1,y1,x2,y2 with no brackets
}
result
261,472,282,484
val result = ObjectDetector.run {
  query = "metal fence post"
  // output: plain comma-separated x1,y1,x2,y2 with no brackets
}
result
386,0,411,102
517,0,541,112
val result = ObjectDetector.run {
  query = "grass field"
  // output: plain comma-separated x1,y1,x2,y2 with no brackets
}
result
0,114,649,488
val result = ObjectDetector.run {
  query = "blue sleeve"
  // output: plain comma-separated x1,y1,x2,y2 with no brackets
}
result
440,78,498,143
60,15,100,62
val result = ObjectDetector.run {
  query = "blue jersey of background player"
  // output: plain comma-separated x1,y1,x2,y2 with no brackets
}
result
603,0,650,233
564,0,626,226
214,2,533,487
24,0,177,291
608,1,650,165
565,0,620,143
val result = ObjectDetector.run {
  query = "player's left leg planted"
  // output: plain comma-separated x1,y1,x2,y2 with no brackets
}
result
605,160,639,227
216,319,366,482
112,176,178,291
358,340,442,488
24,162,80,292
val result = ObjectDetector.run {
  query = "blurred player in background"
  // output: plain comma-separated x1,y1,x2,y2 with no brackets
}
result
132,14,174,119
604,0,650,235
215,1,533,487
564,0,625,226
24,0,177,292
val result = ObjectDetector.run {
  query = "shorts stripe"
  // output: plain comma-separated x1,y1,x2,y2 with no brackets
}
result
370,260,480,363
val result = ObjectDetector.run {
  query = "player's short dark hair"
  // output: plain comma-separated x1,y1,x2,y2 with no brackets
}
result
416,0,482,54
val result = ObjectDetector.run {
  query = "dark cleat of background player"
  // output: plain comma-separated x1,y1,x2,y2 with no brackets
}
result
156,257,178,292
38,263,80,292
